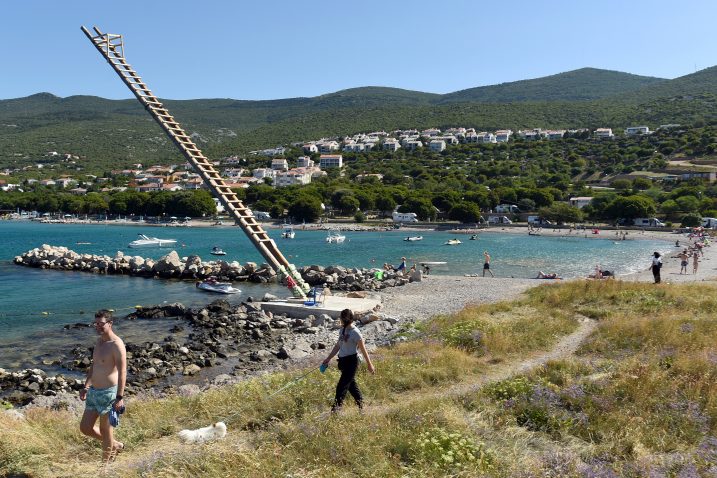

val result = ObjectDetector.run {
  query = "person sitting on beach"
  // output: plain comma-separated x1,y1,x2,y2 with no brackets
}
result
536,271,558,279
588,264,603,279
422,264,431,275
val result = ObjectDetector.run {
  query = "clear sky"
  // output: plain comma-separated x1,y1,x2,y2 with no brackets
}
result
2,0,716,101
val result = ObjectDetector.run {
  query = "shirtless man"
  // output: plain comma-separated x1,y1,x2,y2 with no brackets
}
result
79,309,127,462
676,249,689,274
483,251,494,277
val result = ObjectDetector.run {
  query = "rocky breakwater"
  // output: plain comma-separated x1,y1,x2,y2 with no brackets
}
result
14,245,412,291
3,296,400,408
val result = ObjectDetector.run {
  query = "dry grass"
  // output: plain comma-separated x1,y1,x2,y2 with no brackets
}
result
3,281,717,477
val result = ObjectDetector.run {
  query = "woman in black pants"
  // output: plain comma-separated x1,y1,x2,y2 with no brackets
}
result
322,309,375,411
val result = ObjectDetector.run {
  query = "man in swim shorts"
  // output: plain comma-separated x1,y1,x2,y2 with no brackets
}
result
79,309,127,462
676,249,689,274
483,251,494,277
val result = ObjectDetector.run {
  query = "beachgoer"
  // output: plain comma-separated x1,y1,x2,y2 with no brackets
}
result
588,264,602,279
79,310,127,462
395,257,407,273
676,250,689,274
649,252,662,284
693,251,699,274
536,271,558,279
483,251,494,277
322,309,375,412
422,264,431,275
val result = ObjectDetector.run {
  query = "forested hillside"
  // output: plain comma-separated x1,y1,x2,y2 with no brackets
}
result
1,66,716,172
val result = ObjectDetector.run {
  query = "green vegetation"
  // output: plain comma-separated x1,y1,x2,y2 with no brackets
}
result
1,66,717,174
2,281,717,476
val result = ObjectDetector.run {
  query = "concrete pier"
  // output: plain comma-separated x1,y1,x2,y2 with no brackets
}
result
259,295,381,320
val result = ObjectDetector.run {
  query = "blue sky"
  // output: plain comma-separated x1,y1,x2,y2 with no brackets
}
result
2,0,716,101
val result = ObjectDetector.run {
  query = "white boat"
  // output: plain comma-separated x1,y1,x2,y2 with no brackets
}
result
444,239,462,245
404,236,423,242
469,234,478,240
281,225,295,239
326,231,346,244
128,234,177,248
196,280,241,294
210,246,226,256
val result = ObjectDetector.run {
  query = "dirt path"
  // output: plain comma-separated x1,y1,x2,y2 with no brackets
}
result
99,315,596,476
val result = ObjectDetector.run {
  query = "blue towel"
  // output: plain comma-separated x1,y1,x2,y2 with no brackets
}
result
109,403,125,427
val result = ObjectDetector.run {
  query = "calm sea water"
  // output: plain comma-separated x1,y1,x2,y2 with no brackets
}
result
0,221,671,369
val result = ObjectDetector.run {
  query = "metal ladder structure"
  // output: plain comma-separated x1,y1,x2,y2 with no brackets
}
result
81,26,309,298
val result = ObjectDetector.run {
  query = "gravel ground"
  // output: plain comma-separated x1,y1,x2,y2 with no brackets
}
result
379,276,537,323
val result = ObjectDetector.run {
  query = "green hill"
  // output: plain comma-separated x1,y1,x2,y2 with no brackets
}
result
1,66,716,172
440,67,666,103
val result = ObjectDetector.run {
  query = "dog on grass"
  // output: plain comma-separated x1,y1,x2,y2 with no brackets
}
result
178,421,227,443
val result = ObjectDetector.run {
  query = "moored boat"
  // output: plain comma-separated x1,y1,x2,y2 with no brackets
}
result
281,224,295,239
444,238,462,245
404,236,423,242
210,246,226,256
196,279,240,294
326,231,346,244
128,234,177,248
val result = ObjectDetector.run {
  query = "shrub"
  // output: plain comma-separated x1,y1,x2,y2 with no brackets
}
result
411,427,494,472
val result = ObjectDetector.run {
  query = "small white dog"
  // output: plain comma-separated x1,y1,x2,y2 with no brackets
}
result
178,421,227,444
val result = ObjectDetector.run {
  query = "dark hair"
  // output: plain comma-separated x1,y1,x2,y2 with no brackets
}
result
95,309,113,321
340,309,354,326
653,252,661,258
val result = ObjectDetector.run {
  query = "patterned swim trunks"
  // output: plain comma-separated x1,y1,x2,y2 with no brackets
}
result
86,385,118,416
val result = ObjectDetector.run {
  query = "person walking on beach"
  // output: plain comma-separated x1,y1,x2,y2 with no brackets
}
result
676,249,689,274
649,252,662,284
693,251,700,274
483,251,494,277
79,309,127,462
322,309,375,412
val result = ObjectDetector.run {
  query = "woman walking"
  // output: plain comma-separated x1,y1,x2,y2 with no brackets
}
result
322,309,375,412
650,251,662,284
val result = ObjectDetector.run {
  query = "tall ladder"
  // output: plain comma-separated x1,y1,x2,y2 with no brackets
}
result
81,26,309,298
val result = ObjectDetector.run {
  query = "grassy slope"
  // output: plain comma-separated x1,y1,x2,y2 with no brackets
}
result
2,280,717,477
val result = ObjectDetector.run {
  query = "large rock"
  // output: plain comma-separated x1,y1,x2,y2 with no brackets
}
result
154,251,183,275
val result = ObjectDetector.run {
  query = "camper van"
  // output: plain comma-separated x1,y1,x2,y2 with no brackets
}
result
633,217,665,228
488,216,513,225
392,211,419,223
495,204,520,214
527,216,553,226
702,217,717,229
253,211,272,220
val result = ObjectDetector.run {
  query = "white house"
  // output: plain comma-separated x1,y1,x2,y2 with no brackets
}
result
296,156,315,168
495,130,512,142
252,168,276,180
405,140,423,151
303,144,318,154
595,128,614,139
625,126,651,136
275,168,312,187
569,197,593,209
319,154,343,169
318,141,340,153
271,158,289,171
383,139,401,151
547,130,566,140
429,140,446,152
477,132,497,143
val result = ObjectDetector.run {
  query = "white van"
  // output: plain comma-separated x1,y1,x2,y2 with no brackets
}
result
527,216,553,226
702,217,717,229
495,204,520,214
633,217,665,227
392,211,419,223
488,216,513,225
253,211,271,220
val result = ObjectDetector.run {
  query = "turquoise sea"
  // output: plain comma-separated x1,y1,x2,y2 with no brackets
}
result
0,221,671,370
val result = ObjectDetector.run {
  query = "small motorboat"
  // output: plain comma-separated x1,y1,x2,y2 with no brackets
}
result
281,224,295,239
404,236,423,242
326,232,346,244
469,234,478,240
128,234,177,248
444,239,462,245
210,246,226,256
196,279,240,294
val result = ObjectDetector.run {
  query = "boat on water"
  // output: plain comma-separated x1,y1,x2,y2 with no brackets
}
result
281,224,295,239
469,234,478,240
444,238,462,245
128,234,177,248
326,231,346,244
196,279,241,294
210,246,226,256
404,236,423,242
